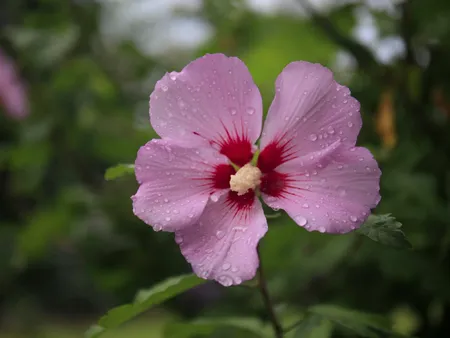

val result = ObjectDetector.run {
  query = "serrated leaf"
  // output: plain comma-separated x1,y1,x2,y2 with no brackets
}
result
104,164,134,181
293,315,333,338
310,304,392,338
85,274,207,338
357,214,412,249
165,317,270,338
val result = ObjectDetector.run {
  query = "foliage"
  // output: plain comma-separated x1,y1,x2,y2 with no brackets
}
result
1,0,450,338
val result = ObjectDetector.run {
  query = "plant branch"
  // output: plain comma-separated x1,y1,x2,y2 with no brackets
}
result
257,245,283,338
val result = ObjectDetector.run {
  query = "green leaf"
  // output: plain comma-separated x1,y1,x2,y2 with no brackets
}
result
165,317,271,338
357,214,412,249
310,304,392,338
85,274,207,338
104,164,135,181
293,315,333,338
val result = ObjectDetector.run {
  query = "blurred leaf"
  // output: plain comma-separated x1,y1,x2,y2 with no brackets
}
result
293,315,333,338
164,317,270,338
17,208,70,261
357,214,412,249
104,164,135,181
310,304,392,338
6,25,80,66
85,274,207,338
242,17,336,97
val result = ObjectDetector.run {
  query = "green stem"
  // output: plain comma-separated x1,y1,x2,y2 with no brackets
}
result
257,245,284,338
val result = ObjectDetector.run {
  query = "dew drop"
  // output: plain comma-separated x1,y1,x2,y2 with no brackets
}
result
210,194,219,202
216,230,225,239
164,198,169,203
229,108,237,115
246,107,255,115
318,226,326,233
165,217,171,222
350,215,358,222
302,203,309,208
327,126,335,134
222,263,231,271
219,275,233,286
161,85,168,92
309,133,318,141
294,215,307,226
347,121,353,128
234,277,242,284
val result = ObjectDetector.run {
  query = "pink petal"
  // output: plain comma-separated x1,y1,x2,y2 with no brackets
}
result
132,139,232,232
261,146,381,234
0,49,29,120
176,191,268,286
150,53,263,166
258,61,361,173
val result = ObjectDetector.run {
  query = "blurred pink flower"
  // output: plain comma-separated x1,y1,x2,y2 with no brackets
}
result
0,49,29,120
132,54,381,286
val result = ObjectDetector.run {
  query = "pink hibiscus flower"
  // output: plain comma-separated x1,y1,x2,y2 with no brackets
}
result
0,48,29,120
132,54,381,286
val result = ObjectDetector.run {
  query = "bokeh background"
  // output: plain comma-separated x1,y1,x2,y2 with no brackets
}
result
1,0,450,337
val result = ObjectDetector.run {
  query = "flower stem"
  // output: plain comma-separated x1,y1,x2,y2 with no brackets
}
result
257,245,283,338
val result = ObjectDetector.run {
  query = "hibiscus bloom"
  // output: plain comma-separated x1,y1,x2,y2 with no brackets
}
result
0,48,28,120
132,54,380,286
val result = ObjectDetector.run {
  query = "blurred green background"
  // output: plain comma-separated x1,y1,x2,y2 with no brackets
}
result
1,0,450,337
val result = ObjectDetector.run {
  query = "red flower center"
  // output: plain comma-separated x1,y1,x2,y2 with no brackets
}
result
210,135,291,210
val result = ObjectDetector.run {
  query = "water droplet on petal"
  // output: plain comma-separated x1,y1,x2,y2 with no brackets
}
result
246,107,255,115
165,217,171,222
216,230,225,239
219,275,233,286
294,215,307,226
318,226,326,233
229,108,237,115
210,194,219,202
309,134,318,141
302,203,309,208
350,215,358,222
234,277,242,284
161,85,168,92
222,263,231,271
327,126,335,134
347,121,353,128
